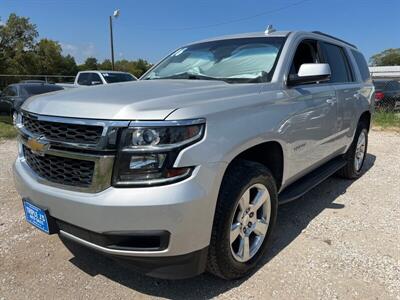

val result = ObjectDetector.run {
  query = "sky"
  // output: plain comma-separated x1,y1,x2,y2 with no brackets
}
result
1,0,399,64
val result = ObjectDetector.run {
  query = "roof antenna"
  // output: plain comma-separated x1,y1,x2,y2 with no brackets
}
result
265,25,276,35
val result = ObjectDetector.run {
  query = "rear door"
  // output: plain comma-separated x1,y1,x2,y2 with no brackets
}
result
322,44,367,149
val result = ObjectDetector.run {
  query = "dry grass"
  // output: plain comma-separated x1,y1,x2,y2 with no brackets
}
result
372,111,400,132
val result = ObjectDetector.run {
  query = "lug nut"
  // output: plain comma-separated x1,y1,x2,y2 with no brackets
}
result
248,222,252,227
249,212,254,217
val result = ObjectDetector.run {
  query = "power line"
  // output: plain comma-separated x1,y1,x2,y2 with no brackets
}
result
135,0,311,31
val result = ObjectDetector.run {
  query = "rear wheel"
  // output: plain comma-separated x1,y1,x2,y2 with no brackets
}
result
207,160,278,279
338,122,368,179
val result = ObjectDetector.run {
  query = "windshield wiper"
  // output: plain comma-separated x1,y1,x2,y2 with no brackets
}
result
228,71,271,83
150,72,226,82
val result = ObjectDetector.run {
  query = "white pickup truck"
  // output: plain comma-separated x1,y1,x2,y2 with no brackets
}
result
75,70,137,86
58,71,137,89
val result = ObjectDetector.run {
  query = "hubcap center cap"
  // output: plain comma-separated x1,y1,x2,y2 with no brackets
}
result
242,214,250,225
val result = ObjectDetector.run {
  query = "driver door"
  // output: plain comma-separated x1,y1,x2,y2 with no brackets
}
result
284,39,340,182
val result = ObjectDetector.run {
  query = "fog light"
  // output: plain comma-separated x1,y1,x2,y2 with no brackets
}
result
129,154,166,170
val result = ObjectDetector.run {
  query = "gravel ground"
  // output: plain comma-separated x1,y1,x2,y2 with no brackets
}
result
0,130,399,300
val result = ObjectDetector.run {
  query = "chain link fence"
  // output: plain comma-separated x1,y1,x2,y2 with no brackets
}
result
0,74,75,90
371,77,400,112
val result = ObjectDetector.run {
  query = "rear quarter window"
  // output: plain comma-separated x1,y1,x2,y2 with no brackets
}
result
351,50,371,82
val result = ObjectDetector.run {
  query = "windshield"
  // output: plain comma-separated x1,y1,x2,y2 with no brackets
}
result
143,37,285,83
102,73,136,83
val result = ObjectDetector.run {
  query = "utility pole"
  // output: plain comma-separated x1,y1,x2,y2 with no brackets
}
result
109,9,120,71
109,15,115,70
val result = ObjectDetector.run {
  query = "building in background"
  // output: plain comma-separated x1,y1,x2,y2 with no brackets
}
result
369,66,400,79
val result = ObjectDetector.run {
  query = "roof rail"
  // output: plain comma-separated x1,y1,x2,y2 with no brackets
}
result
311,31,357,49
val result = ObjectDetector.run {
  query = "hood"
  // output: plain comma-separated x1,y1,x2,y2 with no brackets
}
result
22,80,248,120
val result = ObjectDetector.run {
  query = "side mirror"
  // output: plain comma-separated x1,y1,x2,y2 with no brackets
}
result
287,63,331,86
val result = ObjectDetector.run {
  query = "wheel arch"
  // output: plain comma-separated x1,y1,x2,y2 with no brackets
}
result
224,140,284,191
359,110,372,131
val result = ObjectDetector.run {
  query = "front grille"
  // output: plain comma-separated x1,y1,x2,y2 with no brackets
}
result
22,115,103,144
23,146,95,187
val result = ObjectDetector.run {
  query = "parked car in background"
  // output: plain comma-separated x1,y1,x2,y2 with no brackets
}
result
74,71,137,86
373,79,400,111
0,82,64,123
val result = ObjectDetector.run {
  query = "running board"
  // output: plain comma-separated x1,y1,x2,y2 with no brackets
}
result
278,157,347,205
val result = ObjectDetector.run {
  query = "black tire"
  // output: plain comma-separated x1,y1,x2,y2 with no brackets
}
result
338,122,368,179
207,160,278,279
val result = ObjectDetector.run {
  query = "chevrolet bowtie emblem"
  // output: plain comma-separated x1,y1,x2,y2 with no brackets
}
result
26,137,50,156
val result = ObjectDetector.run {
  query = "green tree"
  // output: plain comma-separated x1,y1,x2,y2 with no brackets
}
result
114,59,152,77
370,48,400,66
60,54,79,76
0,13,38,74
34,39,78,77
80,57,98,70
0,13,151,83
35,39,64,74
92,58,152,77
98,59,112,70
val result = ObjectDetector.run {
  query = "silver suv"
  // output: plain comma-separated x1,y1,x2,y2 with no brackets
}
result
13,30,374,280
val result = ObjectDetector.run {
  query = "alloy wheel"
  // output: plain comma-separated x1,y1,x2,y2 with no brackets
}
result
230,183,271,263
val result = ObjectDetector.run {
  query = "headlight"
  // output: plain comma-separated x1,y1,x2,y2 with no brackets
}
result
14,112,23,128
112,119,205,186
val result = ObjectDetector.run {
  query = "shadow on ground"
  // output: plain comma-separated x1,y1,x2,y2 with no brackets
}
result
65,154,376,300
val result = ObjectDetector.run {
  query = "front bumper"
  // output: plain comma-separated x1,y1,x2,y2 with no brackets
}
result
13,156,226,278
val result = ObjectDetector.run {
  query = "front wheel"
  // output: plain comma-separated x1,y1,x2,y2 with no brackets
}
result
207,160,278,279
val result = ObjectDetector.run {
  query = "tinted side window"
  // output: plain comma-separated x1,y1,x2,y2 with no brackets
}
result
4,87,17,96
373,81,387,90
385,81,394,91
91,73,102,84
323,43,352,83
351,50,370,82
2,87,11,96
387,81,400,90
290,39,321,76
103,73,136,83
77,73,91,85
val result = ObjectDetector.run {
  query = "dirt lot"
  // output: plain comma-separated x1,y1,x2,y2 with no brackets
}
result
1,130,399,300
